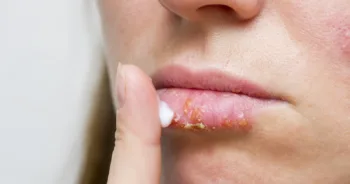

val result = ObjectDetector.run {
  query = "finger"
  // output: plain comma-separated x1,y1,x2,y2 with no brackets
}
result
107,64,162,184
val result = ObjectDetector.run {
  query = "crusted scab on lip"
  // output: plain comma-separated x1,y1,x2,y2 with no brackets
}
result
168,116,252,132
184,122,206,130
183,98,191,115
168,111,209,131
169,118,209,131
165,98,253,132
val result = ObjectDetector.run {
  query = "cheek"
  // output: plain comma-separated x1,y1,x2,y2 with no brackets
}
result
343,32,350,55
329,21,350,57
280,1,350,60
309,14,350,62
314,16,350,60
316,12,350,60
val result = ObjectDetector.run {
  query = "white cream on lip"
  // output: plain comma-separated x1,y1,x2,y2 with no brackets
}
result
158,99,174,128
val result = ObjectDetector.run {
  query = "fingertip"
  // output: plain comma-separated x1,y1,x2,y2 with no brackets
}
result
115,64,161,144
109,64,162,184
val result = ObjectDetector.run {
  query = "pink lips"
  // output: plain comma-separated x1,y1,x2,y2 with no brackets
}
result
152,66,280,131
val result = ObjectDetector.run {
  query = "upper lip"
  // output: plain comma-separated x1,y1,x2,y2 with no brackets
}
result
151,65,279,99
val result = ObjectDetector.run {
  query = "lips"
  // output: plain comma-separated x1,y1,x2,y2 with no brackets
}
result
152,65,281,131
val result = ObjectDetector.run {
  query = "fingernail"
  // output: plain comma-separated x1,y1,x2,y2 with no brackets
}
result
116,63,126,109
158,100,174,128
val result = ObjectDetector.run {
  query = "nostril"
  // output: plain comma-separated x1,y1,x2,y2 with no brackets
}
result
197,5,234,14
196,5,236,18
195,0,262,20
160,0,262,21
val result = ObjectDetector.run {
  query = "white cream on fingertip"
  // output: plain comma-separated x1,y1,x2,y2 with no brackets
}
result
158,100,174,128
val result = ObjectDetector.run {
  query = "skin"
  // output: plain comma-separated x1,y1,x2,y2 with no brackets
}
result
99,0,350,183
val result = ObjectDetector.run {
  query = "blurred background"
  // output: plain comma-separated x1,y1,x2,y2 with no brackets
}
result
0,0,115,183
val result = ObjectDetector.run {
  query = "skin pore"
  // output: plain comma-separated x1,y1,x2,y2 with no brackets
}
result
98,0,350,183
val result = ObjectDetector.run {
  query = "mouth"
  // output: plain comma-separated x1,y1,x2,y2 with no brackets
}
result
152,65,284,132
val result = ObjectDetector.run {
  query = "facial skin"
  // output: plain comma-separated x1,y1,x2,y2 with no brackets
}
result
99,0,350,183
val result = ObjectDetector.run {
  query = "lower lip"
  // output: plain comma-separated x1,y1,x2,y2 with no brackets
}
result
157,88,279,132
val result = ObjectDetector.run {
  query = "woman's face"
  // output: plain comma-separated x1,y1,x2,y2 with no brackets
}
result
99,0,350,183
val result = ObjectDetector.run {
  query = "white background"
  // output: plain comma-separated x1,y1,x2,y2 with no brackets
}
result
0,0,105,183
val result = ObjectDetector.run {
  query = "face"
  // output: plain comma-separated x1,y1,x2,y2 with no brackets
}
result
99,0,350,183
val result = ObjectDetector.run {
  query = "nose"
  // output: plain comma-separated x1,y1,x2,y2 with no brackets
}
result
160,0,264,21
